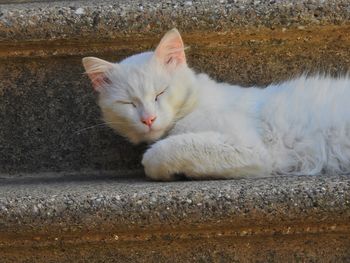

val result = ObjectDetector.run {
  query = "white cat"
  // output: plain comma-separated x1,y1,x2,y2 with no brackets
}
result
82,29,350,181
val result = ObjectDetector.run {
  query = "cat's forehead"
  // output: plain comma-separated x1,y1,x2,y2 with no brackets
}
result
119,65,156,89
109,62,168,99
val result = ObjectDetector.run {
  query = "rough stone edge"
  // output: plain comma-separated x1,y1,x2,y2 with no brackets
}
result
0,174,349,237
1,0,350,41
0,174,349,263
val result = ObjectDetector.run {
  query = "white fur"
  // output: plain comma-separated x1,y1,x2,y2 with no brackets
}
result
83,29,350,181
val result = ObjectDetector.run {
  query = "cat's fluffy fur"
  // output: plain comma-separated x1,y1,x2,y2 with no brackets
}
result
82,29,350,180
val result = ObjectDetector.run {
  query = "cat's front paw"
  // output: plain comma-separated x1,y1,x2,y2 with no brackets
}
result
142,144,176,181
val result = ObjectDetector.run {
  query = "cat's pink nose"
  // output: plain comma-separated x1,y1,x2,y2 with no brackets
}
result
141,115,157,127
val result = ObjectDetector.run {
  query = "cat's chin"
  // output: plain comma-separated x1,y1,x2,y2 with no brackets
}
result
142,128,166,143
126,128,166,144
145,129,164,142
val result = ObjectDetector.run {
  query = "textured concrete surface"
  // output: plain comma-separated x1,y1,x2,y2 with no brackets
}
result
0,173,349,262
0,57,146,173
1,0,350,41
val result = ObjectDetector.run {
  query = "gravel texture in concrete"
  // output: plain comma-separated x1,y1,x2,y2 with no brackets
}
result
0,173,349,231
0,173,349,262
1,0,350,41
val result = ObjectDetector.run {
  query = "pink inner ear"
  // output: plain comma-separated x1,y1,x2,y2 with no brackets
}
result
155,32,186,67
82,57,115,91
88,72,111,91
165,48,186,65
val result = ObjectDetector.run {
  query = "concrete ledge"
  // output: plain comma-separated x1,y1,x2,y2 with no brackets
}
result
1,0,350,42
0,173,350,261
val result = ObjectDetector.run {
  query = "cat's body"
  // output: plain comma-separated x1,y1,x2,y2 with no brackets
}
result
83,29,350,180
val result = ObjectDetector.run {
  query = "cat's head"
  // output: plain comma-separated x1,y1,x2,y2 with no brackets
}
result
82,29,196,144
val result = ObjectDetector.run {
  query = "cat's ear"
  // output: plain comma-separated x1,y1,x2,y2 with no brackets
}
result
82,57,114,91
154,28,186,69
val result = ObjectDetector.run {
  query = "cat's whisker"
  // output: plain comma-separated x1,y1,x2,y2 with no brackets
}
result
74,123,110,134
74,121,125,134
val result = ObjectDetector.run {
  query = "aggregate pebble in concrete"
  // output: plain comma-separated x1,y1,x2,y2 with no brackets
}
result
0,173,349,232
1,0,350,41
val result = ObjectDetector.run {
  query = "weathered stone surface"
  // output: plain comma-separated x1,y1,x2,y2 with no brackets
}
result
1,0,350,41
0,57,146,173
0,173,349,262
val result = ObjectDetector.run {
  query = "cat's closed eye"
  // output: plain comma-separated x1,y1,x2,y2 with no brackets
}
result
115,100,136,108
155,88,167,101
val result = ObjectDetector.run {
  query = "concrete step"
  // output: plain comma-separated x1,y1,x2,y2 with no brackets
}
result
1,0,350,261
2,0,350,42
1,173,349,262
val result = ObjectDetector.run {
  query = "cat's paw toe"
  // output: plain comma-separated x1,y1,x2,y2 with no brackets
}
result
142,147,175,181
